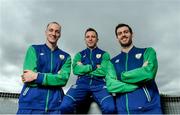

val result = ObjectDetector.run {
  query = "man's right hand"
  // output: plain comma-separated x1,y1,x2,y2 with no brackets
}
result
142,61,148,67
21,70,38,83
77,61,82,65
96,64,100,68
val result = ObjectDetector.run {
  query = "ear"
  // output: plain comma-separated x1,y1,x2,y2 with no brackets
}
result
116,35,118,39
45,30,47,36
58,33,61,38
132,33,134,39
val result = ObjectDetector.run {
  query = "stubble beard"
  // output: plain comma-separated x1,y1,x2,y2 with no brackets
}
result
120,39,132,48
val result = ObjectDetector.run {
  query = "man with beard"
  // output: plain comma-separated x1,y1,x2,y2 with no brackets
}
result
106,23,162,114
17,22,71,114
60,28,116,114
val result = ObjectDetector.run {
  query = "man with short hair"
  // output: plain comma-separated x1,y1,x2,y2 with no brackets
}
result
60,28,116,114
106,23,162,114
17,22,71,114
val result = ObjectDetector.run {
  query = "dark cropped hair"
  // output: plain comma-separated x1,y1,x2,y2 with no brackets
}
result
85,28,98,39
115,23,133,36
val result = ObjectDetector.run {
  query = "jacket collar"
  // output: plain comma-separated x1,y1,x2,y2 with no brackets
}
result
86,47,99,52
121,45,135,54
44,44,59,52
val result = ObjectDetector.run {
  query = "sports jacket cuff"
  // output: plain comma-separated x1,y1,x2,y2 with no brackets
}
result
35,73,44,84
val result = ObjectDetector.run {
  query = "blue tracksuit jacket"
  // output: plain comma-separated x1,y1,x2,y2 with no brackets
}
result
110,46,162,114
60,47,116,114
18,44,71,112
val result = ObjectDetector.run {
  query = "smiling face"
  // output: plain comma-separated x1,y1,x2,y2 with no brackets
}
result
116,26,133,48
85,30,98,49
45,22,61,45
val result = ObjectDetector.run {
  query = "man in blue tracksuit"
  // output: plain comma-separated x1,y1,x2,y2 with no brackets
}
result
17,22,71,114
106,23,162,114
60,28,116,114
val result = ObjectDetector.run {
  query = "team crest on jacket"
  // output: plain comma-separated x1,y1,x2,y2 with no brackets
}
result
115,59,120,63
135,53,142,59
40,53,44,56
96,54,101,59
59,54,65,60
83,54,86,58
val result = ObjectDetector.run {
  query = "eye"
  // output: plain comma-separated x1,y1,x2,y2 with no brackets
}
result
49,29,53,32
117,32,122,36
124,30,129,33
86,35,90,38
56,30,60,34
92,35,96,38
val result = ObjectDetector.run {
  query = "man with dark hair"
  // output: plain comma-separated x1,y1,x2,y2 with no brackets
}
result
17,22,71,114
60,28,116,114
106,23,162,114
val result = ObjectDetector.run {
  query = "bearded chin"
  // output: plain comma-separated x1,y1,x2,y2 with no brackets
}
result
120,40,132,48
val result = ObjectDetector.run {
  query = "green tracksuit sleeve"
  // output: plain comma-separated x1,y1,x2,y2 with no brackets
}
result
23,46,37,72
106,61,138,93
23,46,38,87
73,52,93,75
89,52,110,77
41,56,71,86
23,46,71,87
121,47,158,84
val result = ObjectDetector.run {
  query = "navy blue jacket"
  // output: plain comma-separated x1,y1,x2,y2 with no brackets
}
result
111,46,161,113
18,44,71,111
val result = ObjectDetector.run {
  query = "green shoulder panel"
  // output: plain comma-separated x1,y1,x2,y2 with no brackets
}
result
90,52,110,77
72,52,92,75
23,46,37,72
42,56,71,86
121,47,158,84
23,46,38,87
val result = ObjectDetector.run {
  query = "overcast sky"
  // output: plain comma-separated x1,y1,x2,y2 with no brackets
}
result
0,0,180,95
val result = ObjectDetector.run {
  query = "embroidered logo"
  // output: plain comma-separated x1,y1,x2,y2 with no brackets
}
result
83,54,86,58
115,59,120,63
40,53,44,56
71,84,77,89
59,54,65,60
96,54,101,59
103,86,107,89
135,53,142,59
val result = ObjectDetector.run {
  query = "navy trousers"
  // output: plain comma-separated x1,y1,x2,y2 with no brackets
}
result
60,76,116,114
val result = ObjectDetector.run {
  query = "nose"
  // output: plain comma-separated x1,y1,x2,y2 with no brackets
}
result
88,37,92,41
122,32,125,36
52,31,56,35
